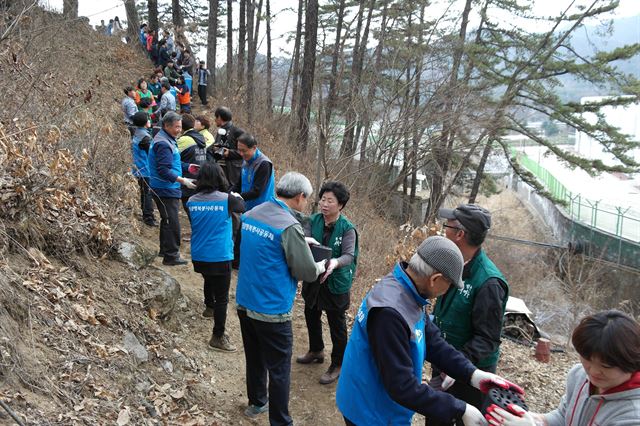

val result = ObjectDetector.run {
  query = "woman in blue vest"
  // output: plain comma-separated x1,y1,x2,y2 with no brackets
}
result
231,132,275,211
187,162,245,352
296,181,358,385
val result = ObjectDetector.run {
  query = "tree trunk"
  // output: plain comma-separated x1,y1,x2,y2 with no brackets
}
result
319,0,346,157
468,139,493,203
63,0,78,19
226,0,233,87
296,0,319,152
253,0,263,52
207,0,219,95
148,0,158,31
425,0,473,223
289,0,305,115
237,0,246,87
246,0,255,124
359,2,387,169
340,0,374,158
172,0,183,27
124,0,140,44
410,5,426,202
266,0,273,117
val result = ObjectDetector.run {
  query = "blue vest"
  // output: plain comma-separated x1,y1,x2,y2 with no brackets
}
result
131,127,151,178
148,129,181,192
187,191,234,262
241,149,275,210
236,200,298,315
336,263,428,425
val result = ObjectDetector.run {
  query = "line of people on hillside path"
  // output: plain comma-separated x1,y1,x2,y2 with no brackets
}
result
125,69,640,425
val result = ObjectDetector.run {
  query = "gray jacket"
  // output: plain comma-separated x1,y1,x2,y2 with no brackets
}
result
122,97,137,124
545,363,640,426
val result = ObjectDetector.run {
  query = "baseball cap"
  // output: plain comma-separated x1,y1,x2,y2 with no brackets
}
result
439,204,491,235
416,236,464,289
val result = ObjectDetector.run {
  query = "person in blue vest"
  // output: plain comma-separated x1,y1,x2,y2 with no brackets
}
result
336,236,523,426
236,172,327,425
138,23,147,47
196,60,210,106
130,111,157,227
187,162,245,352
231,132,275,211
428,204,510,426
147,111,197,266
297,181,359,385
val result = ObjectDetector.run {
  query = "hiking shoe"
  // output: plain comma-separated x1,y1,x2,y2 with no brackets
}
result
202,307,214,318
162,257,188,266
144,220,159,227
209,333,237,352
296,350,325,364
319,365,341,385
244,403,268,419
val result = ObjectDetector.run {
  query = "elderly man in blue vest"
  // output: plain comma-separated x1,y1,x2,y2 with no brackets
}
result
147,111,197,266
236,172,326,425
427,204,510,426
336,236,522,426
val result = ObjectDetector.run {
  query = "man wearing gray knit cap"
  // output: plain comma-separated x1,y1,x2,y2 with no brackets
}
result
337,236,521,426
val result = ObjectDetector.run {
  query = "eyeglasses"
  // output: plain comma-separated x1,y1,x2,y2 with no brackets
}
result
443,224,463,232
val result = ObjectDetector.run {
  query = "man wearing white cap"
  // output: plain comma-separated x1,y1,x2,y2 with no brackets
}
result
336,236,522,426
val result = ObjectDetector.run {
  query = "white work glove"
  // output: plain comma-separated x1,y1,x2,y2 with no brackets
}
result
470,370,525,395
179,177,196,189
305,237,321,246
320,258,339,283
441,373,456,391
462,404,487,426
230,191,243,200
315,260,326,276
486,404,538,426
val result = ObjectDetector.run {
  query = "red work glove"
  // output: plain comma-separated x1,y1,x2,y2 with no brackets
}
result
470,370,525,395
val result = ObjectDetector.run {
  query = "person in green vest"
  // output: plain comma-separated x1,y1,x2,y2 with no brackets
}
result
427,204,509,426
296,181,359,385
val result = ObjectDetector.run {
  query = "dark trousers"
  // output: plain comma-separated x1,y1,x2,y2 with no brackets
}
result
304,306,347,367
426,364,497,426
137,177,155,223
203,273,231,337
180,197,192,223
237,309,293,426
198,84,208,105
344,416,356,426
152,195,181,260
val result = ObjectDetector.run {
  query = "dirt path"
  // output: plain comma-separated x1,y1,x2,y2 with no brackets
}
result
137,212,342,425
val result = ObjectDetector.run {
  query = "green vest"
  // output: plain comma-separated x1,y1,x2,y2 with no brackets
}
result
310,213,359,295
433,249,508,368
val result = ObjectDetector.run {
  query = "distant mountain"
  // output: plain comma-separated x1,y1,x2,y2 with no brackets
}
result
556,16,640,101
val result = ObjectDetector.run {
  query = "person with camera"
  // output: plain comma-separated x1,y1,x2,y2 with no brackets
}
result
231,132,275,211
211,107,242,186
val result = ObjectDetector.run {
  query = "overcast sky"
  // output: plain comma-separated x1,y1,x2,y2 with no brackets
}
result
41,0,639,63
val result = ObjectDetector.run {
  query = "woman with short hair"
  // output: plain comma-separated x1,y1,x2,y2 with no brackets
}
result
487,310,640,426
296,181,359,385
187,162,245,352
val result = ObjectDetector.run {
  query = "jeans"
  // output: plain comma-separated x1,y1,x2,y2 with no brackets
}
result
137,177,155,223
152,195,181,260
203,273,231,337
237,309,293,426
304,306,347,367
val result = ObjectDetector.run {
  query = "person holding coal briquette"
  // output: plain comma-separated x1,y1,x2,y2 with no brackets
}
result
486,310,640,426
296,181,359,385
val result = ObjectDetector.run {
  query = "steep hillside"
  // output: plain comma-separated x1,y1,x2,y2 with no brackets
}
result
0,6,581,426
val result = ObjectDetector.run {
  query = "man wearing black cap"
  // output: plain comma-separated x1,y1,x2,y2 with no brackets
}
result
337,236,522,426
427,204,510,426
